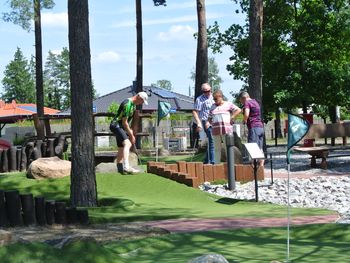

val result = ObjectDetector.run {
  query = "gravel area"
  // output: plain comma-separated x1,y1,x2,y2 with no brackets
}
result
200,145,350,224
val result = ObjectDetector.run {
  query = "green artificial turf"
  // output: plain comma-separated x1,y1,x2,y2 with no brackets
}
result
0,172,332,224
1,224,349,263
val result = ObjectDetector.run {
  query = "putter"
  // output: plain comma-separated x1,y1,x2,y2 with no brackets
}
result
132,144,144,172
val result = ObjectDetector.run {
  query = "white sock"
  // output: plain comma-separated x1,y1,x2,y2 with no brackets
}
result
123,160,130,170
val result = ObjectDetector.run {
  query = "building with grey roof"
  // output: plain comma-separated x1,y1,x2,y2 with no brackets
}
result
93,85,194,113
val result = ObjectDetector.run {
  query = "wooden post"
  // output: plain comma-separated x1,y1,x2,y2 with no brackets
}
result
45,200,55,225
20,193,36,225
42,141,47,157
2,149,9,173
9,146,17,172
34,140,43,159
77,209,89,225
47,138,55,157
0,190,9,227
66,207,78,224
20,146,27,171
54,202,67,224
44,116,52,137
35,196,46,225
16,148,21,171
5,190,23,226
54,135,66,158
26,142,35,166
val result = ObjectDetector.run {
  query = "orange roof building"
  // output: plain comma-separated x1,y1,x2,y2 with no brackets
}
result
0,100,60,123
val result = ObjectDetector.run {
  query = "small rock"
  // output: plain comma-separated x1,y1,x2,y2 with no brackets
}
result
96,162,117,173
0,230,12,246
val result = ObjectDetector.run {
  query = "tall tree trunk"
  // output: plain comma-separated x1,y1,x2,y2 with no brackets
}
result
194,0,208,100
136,0,143,95
248,0,263,105
68,0,97,207
135,0,144,148
275,108,283,138
34,0,45,139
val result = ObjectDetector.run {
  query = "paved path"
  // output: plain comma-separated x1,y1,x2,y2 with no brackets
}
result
142,214,339,233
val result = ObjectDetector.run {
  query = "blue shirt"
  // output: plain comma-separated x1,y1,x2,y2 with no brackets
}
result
194,94,214,121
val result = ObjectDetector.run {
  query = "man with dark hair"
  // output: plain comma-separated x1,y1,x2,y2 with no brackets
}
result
192,83,215,164
110,92,148,174
239,91,264,165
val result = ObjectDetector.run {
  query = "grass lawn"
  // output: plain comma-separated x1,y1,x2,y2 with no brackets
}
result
1,224,349,262
0,172,333,223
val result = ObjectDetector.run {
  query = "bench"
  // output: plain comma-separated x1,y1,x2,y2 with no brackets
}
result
294,122,350,169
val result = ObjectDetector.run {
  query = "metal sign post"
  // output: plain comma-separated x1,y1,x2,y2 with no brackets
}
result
244,143,265,202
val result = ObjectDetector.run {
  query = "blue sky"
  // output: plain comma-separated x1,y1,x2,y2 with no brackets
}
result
0,0,244,99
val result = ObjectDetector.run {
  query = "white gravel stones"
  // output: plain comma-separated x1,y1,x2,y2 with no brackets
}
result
200,176,350,223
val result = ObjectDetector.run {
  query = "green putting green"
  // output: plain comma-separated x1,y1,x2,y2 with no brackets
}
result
0,172,332,223
1,224,349,263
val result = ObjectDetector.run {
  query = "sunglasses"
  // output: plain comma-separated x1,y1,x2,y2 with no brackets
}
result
213,97,221,101
202,90,211,93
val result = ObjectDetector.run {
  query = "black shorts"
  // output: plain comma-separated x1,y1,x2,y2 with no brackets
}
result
110,124,129,147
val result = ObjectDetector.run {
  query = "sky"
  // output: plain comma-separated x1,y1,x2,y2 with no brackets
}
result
0,0,245,100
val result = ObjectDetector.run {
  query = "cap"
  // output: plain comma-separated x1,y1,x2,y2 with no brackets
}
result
137,91,148,105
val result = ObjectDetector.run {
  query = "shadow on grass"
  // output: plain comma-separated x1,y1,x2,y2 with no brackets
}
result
215,197,240,205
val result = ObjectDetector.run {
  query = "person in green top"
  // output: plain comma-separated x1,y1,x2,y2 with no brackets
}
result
110,92,148,174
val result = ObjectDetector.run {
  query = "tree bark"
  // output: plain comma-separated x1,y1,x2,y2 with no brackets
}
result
136,0,143,95
34,0,45,139
68,0,97,207
194,0,208,100
248,0,263,105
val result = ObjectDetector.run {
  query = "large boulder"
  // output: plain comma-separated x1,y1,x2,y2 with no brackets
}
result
188,254,229,263
27,157,71,180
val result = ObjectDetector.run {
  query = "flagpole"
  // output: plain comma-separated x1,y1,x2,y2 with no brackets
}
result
286,162,291,263
285,113,310,263
156,100,159,162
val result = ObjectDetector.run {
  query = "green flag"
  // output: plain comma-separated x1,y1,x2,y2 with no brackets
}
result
287,113,310,164
157,101,172,126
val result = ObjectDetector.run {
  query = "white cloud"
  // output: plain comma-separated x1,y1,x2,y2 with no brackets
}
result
158,25,195,41
95,51,121,63
41,12,68,27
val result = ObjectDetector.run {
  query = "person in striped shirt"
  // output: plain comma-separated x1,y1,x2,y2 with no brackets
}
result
192,83,215,164
207,90,241,164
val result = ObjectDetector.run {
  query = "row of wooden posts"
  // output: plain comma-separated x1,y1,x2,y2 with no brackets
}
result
0,134,68,173
0,189,89,227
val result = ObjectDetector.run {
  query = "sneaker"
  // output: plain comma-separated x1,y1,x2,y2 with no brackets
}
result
116,163,124,174
123,166,140,174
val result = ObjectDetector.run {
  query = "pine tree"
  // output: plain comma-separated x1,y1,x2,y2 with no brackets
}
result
2,47,35,103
